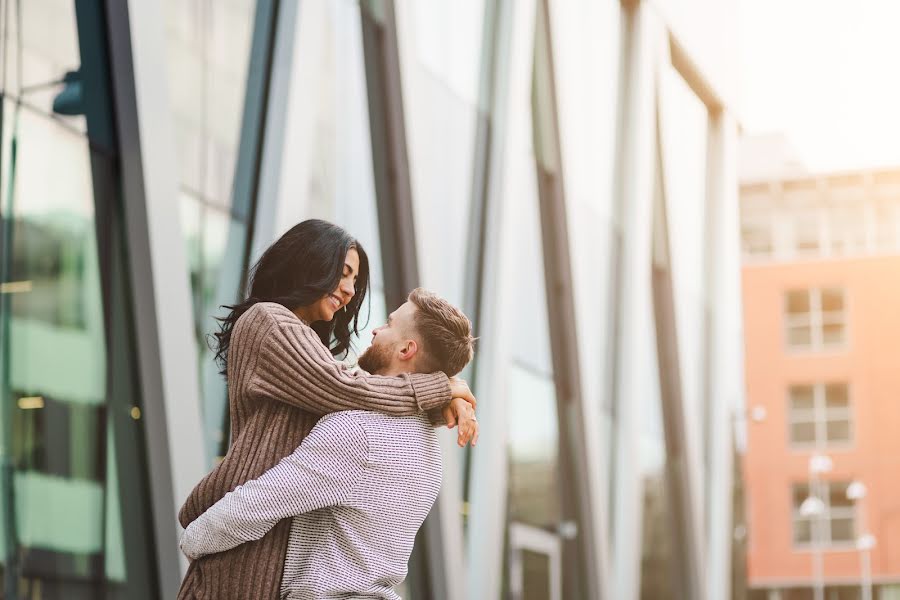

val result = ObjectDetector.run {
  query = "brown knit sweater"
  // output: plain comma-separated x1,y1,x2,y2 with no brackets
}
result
176,302,451,599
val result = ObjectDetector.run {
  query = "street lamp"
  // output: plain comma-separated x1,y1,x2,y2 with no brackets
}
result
846,481,875,600
805,454,833,600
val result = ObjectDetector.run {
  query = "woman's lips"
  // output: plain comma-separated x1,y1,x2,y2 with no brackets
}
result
329,295,341,309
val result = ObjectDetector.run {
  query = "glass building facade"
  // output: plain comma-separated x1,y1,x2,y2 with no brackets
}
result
0,0,743,598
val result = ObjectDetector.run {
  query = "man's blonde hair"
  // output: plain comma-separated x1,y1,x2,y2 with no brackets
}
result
407,288,475,377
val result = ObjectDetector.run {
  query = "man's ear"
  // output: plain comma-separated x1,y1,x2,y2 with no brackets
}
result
398,339,418,362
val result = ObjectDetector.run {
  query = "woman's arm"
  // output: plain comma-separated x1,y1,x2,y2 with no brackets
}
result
246,303,451,415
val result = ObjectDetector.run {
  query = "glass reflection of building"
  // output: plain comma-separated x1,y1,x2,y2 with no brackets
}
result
0,0,743,598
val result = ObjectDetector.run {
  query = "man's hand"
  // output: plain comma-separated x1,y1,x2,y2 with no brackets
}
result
441,397,479,447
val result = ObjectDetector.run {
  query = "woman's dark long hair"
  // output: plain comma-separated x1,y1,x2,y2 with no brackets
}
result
212,219,370,376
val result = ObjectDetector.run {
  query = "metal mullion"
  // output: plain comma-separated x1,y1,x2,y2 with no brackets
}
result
360,3,458,599
531,1,607,598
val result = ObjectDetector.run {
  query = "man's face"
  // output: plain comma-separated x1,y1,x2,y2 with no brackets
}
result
357,301,419,374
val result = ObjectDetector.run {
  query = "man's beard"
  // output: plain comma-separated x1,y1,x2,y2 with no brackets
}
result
357,342,394,374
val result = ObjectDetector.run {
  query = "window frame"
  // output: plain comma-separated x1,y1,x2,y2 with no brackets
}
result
784,287,848,353
791,481,858,550
787,382,854,451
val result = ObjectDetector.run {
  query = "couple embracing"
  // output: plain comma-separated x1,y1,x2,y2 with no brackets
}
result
176,219,480,600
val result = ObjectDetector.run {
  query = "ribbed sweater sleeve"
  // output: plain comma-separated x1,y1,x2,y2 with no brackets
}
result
246,303,451,414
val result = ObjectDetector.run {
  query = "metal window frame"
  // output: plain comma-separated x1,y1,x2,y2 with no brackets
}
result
531,1,609,598
359,2,464,598
102,0,209,594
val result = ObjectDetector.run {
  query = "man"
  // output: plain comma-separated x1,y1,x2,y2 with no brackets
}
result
180,288,477,599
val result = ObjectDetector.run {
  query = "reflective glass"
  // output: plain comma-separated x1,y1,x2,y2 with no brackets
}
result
787,290,810,315
640,171,677,600
505,149,559,530
790,385,815,410
0,1,148,589
287,0,388,358
791,422,816,444
788,325,812,347
395,0,484,307
164,0,258,463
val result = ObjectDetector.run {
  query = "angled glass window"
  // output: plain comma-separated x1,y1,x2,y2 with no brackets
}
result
394,0,484,307
163,0,258,462
293,0,388,355
0,2,155,596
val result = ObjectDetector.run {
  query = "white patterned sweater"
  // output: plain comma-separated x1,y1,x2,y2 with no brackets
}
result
180,410,443,600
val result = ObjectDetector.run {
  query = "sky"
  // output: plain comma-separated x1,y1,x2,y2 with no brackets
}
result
739,0,900,172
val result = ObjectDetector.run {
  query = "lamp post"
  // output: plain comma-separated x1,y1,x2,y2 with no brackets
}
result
846,481,875,600
803,454,833,600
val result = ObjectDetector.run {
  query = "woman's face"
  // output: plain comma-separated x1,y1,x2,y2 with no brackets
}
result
296,247,360,323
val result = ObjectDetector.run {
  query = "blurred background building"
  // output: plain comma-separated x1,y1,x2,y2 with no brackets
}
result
0,0,744,599
741,156,900,600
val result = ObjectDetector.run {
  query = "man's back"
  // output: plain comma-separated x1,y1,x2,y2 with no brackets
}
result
181,410,442,600
283,411,441,599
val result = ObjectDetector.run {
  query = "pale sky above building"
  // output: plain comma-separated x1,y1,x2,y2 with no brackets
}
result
739,0,900,172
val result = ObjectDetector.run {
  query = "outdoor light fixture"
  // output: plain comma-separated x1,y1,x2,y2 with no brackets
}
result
799,496,825,517
809,454,833,475
52,69,84,116
846,481,867,501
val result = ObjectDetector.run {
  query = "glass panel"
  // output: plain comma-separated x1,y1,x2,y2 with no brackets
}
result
521,550,551,600
829,483,853,509
791,422,816,444
825,384,848,408
790,385,815,410
506,156,559,529
395,0,484,307
830,517,855,542
794,213,820,254
821,289,844,312
499,28,563,591
793,518,812,544
164,0,258,464
826,420,851,443
788,325,812,347
291,0,387,360
786,290,810,315
792,483,812,507
640,163,677,600
822,323,845,346
0,14,151,588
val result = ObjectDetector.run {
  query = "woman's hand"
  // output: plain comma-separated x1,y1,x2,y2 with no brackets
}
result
448,377,476,410
441,396,479,447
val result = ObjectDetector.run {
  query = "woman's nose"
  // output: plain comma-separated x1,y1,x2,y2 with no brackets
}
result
340,279,355,299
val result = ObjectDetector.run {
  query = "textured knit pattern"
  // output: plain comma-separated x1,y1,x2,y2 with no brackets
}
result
181,411,442,600
177,303,451,600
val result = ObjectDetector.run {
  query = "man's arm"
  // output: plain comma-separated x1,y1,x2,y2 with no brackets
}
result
179,413,367,560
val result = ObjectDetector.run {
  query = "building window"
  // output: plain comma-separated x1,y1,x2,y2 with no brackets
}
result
788,384,852,448
792,210,821,256
785,288,846,351
792,481,856,546
741,217,773,257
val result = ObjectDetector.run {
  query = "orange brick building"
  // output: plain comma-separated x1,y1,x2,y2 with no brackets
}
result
742,169,900,600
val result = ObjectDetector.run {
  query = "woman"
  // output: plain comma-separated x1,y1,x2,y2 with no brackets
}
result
177,219,476,600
